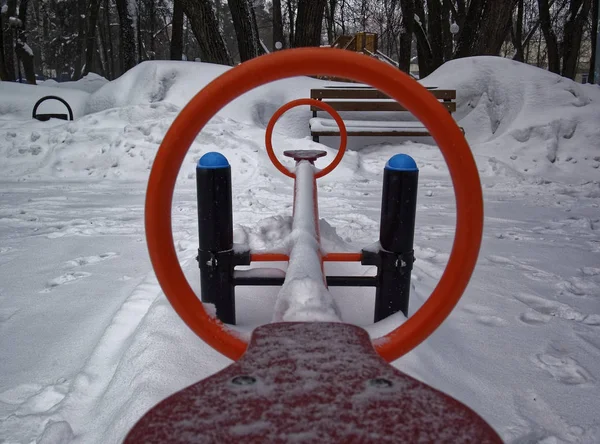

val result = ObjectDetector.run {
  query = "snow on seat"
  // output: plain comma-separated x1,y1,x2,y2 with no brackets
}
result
310,117,432,137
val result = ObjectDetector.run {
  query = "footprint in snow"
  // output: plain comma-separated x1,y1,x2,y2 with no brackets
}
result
535,353,593,385
0,307,20,323
514,292,598,326
461,304,508,327
65,252,118,267
0,379,69,414
40,271,92,292
485,255,555,282
557,276,600,299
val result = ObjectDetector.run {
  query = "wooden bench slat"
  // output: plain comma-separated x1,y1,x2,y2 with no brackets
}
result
310,88,456,100
308,86,459,142
311,101,456,113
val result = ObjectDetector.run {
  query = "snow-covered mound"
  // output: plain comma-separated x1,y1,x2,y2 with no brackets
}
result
0,82,89,120
86,60,326,128
86,61,230,113
1,56,598,183
0,60,350,182
40,73,109,94
421,56,600,180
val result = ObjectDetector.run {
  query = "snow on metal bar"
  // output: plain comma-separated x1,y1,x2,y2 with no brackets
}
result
272,161,342,323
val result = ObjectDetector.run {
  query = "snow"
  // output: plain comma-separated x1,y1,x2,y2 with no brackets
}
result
40,73,109,94
310,117,431,133
0,56,599,443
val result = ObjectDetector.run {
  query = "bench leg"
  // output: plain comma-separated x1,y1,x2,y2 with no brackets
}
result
312,135,320,143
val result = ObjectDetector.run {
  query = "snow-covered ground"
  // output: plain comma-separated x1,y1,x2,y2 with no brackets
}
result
1,56,599,443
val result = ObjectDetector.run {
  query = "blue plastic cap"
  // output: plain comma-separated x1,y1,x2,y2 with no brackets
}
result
197,152,230,169
385,154,418,172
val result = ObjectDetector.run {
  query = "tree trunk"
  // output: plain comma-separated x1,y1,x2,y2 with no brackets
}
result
324,0,337,45
84,0,102,75
398,0,414,74
115,0,138,73
14,0,36,84
426,0,444,69
170,0,184,60
590,0,599,83
137,7,144,62
512,0,524,61
273,0,284,49
440,2,452,61
2,0,17,81
413,0,433,77
96,31,107,77
537,0,560,73
561,0,592,79
227,0,261,62
0,13,6,80
454,0,517,58
105,0,115,78
72,0,87,79
179,0,232,65
287,0,295,46
294,0,326,47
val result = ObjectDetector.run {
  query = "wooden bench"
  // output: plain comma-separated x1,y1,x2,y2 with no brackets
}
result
309,87,460,142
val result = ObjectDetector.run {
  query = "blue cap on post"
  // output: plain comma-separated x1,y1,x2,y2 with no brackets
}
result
385,154,418,172
197,152,230,169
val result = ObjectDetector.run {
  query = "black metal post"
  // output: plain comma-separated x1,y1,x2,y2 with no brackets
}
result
374,154,418,321
196,152,236,324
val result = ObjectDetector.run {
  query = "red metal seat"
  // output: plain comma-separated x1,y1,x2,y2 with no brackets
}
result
126,323,501,443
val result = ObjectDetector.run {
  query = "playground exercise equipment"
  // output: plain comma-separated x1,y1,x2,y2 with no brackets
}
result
32,95,73,121
196,96,417,325
126,48,500,442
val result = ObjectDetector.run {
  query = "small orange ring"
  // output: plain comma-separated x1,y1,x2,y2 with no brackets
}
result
145,48,483,363
265,98,347,179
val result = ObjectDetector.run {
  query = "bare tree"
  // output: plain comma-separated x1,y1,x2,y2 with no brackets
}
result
398,0,414,73
561,0,592,79
454,0,518,59
0,10,5,80
512,0,525,61
537,0,560,73
590,0,599,83
115,0,138,72
179,0,232,64
294,0,326,47
170,0,184,60
2,0,17,81
324,0,337,45
273,0,284,49
227,0,262,62
14,0,36,83
83,0,103,76
286,0,296,46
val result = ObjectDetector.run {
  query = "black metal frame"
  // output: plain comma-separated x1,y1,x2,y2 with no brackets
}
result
32,95,74,121
197,153,417,325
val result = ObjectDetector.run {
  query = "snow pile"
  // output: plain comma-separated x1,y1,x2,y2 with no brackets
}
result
0,61,356,182
422,56,600,181
40,73,109,94
85,60,326,129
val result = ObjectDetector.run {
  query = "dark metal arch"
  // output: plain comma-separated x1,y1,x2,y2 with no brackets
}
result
32,95,74,121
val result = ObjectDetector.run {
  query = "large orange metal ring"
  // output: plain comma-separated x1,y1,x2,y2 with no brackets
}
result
265,98,347,179
145,48,484,363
